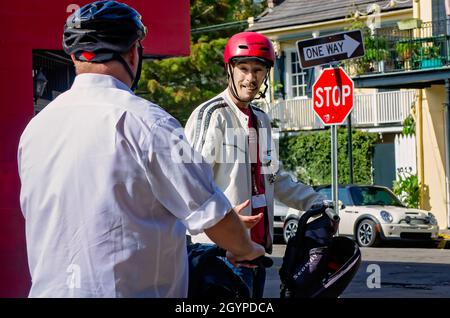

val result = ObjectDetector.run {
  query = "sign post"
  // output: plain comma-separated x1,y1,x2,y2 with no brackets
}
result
298,30,363,225
331,123,338,216
312,66,355,218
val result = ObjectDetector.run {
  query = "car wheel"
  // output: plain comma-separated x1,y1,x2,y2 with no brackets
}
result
356,219,380,247
283,218,298,244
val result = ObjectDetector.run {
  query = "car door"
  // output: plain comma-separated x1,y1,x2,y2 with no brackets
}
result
316,187,356,236
337,189,360,236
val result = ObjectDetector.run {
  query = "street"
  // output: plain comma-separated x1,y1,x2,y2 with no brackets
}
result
264,242,450,298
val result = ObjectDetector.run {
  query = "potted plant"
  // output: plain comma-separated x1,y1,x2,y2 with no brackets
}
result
395,42,418,61
395,41,419,70
361,36,390,73
419,45,442,69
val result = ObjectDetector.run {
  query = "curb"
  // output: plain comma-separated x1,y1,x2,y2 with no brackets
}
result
437,235,450,249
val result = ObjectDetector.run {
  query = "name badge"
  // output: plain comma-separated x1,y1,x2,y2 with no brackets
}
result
252,194,267,209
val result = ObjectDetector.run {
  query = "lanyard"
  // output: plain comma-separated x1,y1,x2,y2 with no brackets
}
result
248,108,260,195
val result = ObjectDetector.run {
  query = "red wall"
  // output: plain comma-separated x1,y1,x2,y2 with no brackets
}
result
0,0,190,297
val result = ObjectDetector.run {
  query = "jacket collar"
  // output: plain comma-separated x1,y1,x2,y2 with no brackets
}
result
71,73,132,93
222,88,262,131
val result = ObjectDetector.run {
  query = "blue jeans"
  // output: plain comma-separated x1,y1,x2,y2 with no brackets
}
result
220,257,266,298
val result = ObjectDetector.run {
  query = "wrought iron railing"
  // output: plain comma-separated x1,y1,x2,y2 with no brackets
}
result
342,19,450,75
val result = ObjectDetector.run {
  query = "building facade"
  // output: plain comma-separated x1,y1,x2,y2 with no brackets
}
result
0,0,190,297
250,0,450,229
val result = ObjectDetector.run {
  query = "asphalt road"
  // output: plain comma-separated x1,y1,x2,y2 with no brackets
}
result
264,241,450,298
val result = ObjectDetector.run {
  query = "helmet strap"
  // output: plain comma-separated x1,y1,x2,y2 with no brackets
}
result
114,53,135,85
255,74,270,100
114,42,143,91
131,43,144,91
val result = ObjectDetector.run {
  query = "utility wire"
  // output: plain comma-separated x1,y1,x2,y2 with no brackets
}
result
191,20,248,34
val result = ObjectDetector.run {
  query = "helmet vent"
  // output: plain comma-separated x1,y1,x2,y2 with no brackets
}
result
260,47,269,51
238,45,248,49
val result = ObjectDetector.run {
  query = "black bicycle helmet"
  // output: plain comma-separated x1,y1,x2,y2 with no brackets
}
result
63,1,147,90
63,1,147,60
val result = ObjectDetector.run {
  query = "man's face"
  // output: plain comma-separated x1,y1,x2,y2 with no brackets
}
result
229,59,269,102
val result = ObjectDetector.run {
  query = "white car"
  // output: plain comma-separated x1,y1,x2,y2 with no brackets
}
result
273,199,289,239
282,185,439,247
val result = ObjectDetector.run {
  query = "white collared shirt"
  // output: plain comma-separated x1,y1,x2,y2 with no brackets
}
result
18,73,231,297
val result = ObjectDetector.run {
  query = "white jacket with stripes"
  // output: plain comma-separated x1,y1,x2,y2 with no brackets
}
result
185,89,324,253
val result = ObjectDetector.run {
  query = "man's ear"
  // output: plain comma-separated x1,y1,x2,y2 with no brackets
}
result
126,44,137,67
225,63,233,79
70,54,77,64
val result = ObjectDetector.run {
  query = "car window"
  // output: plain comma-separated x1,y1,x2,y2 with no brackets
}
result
317,188,352,206
349,186,404,207
317,188,332,200
338,188,352,206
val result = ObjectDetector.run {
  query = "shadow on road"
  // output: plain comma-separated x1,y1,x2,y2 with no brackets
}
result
342,260,450,298
273,234,440,249
265,257,450,298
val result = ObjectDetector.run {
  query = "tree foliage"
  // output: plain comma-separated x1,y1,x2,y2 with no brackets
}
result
137,37,228,124
137,0,267,125
190,0,266,41
279,129,379,185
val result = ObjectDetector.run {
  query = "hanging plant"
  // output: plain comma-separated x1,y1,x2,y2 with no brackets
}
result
402,114,415,136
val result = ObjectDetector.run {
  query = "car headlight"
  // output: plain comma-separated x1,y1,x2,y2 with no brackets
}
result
380,210,393,223
427,212,438,225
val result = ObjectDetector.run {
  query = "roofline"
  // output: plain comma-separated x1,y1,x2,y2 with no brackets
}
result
251,8,413,38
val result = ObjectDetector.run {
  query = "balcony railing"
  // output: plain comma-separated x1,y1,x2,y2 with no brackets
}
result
342,19,450,76
260,90,415,131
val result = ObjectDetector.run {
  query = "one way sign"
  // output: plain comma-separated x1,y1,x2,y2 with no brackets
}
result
296,30,364,69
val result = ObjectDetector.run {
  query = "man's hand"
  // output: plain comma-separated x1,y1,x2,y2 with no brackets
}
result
234,200,263,229
225,241,265,268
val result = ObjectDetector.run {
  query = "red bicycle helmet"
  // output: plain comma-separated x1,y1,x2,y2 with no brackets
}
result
224,32,275,67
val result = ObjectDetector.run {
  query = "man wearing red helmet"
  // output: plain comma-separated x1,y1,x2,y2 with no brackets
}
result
185,32,326,297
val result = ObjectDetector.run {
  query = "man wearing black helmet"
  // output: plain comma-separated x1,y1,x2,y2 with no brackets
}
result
18,1,264,298
185,32,326,297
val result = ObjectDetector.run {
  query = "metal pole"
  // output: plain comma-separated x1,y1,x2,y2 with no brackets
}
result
331,125,339,218
417,89,425,208
329,64,340,220
347,114,354,184
445,80,450,228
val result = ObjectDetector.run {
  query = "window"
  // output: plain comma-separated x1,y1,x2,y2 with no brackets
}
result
317,187,352,207
285,50,314,99
349,186,404,207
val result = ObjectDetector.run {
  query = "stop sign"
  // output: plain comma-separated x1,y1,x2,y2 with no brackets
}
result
312,67,354,125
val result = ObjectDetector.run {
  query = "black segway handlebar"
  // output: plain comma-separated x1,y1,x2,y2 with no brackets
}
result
236,256,274,268
294,201,340,245
216,247,274,268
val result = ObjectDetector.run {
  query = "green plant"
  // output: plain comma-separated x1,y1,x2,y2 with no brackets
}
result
419,45,441,59
272,81,284,100
395,42,419,60
343,19,391,74
402,113,415,136
271,118,280,128
364,36,390,62
279,129,379,185
392,173,419,208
